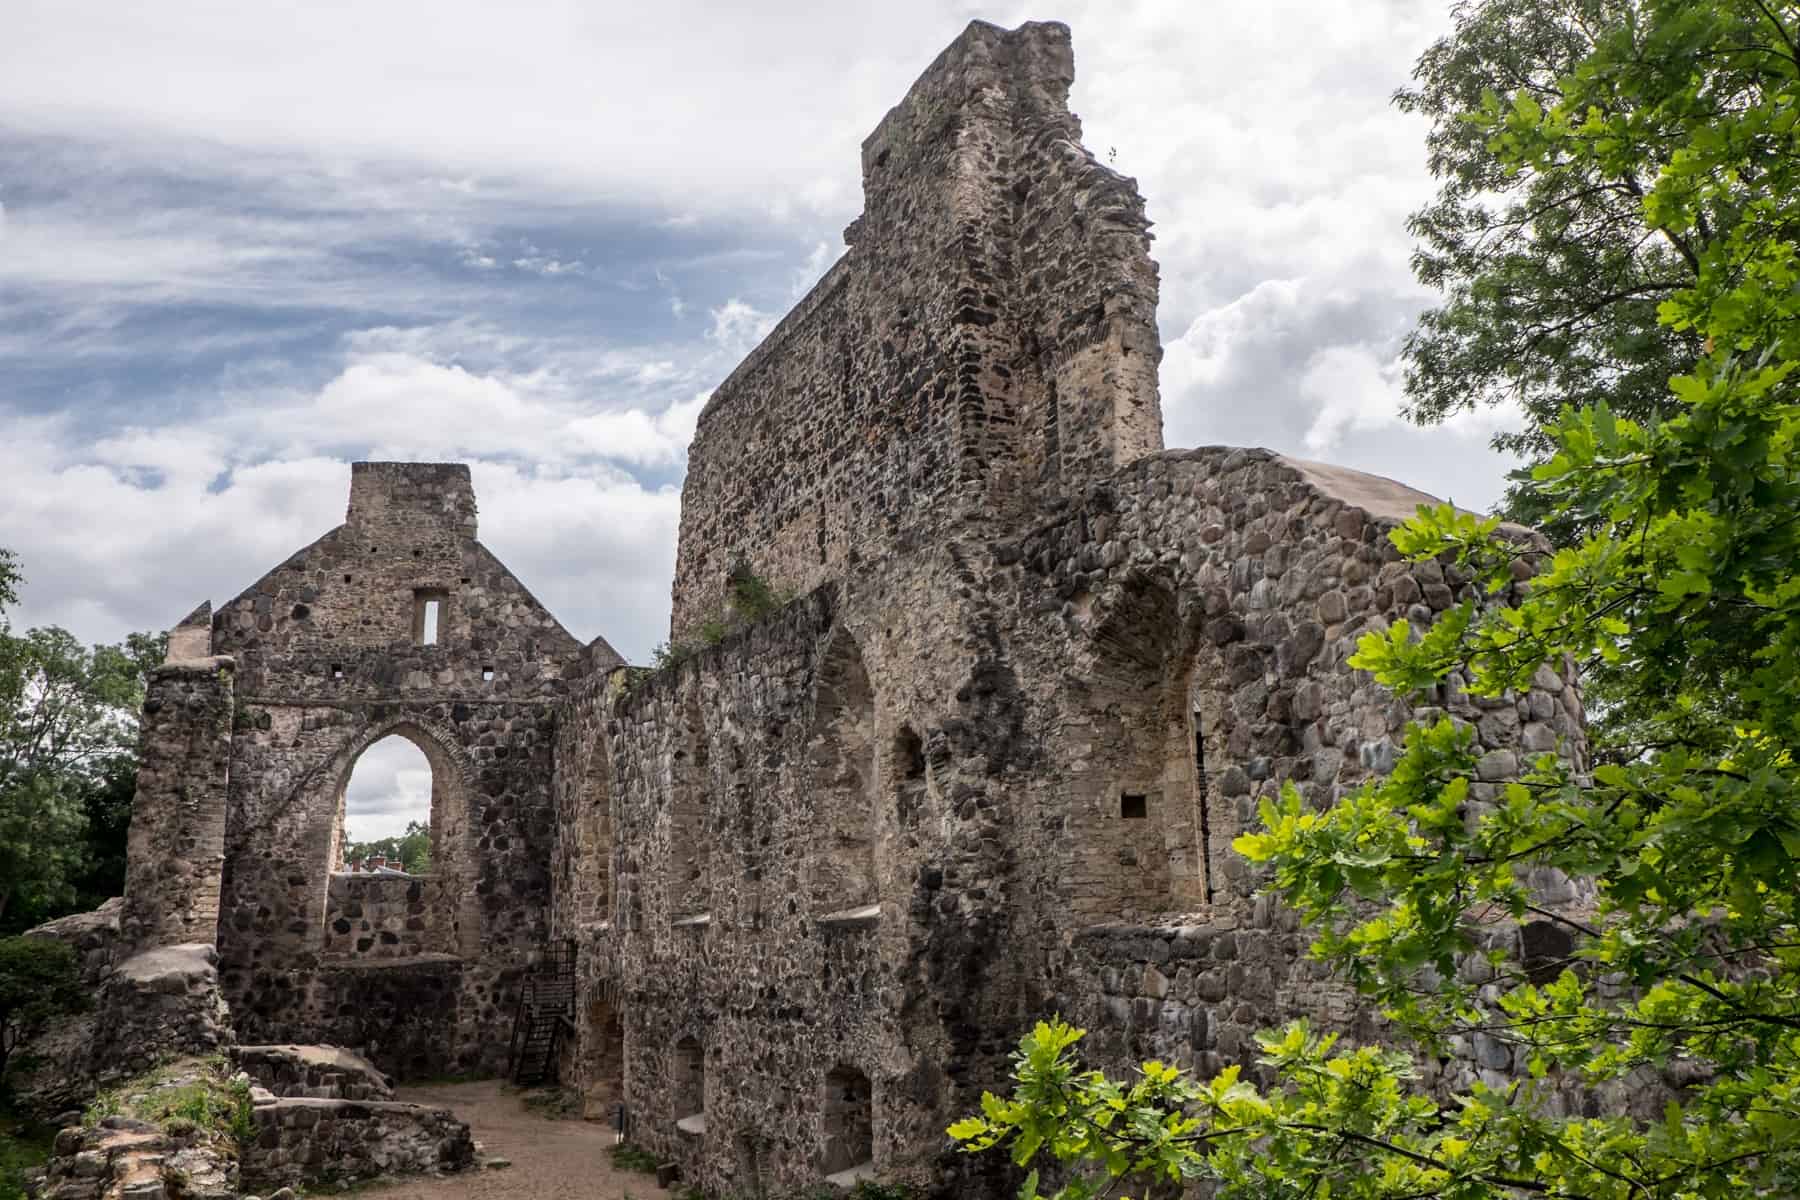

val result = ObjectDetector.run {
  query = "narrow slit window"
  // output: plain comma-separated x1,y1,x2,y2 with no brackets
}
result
1120,793,1148,819
412,590,447,646
1194,710,1215,905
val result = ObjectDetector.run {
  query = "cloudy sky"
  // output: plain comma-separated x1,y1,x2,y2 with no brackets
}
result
2,0,1520,838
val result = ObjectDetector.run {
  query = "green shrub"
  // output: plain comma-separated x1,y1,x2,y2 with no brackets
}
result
610,1141,662,1173
0,937,85,1084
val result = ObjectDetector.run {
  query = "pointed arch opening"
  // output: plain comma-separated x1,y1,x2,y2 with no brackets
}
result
321,722,479,960
807,634,878,916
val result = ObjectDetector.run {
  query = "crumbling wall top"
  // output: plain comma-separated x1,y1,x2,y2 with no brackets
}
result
346,462,477,539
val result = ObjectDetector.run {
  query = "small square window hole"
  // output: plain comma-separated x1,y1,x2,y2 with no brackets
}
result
1120,793,1148,819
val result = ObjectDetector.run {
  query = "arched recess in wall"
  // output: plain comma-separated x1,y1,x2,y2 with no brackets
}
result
1072,573,1300,920
579,980,625,1119
667,689,711,921
1070,577,1204,922
672,1034,705,1128
821,1064,874,1177
317,719,481,960
573,735,614,925
805,632,878,915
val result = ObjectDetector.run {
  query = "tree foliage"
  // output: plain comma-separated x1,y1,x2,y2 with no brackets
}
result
0,553,164,929
0,937,84,1084
953,2,1800,1196
342,819,432,875
1397,0,1710,530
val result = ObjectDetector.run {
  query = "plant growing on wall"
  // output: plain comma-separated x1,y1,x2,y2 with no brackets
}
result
644,565,793,675
952,1,1800,1196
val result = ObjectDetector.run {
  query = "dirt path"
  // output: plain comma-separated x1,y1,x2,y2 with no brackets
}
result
370,1081,652,1200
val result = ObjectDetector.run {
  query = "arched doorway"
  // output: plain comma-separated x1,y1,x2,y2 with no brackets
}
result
320,722,479,961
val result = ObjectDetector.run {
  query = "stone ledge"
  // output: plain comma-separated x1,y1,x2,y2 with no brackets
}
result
315,952,464,972
816,903,881,929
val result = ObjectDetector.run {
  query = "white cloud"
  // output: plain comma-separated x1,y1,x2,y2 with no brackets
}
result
1,0,1544,677
343,736,432,842
0,354,690,661
707,299,777,354
1300,344,1410,454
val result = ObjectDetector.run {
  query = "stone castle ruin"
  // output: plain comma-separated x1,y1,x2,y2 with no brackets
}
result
29,18,1588,1199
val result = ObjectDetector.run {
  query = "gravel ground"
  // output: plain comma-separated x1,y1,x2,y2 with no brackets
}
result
365,1080,656,1200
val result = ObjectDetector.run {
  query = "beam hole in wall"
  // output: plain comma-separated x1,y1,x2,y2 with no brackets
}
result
893,724,926,832
1120,792,1147,819
291,604,310,621
821,1064,873,1177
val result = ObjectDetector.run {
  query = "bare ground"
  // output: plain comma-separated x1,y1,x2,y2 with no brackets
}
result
363,1080,655,1200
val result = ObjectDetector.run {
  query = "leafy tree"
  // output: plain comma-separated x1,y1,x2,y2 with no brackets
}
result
1397,0,1711,531
0,937,84,1085
342,819,432,875
0,555,163,929
952,2,1800,1197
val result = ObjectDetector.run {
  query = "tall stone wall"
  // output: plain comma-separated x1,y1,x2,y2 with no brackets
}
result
553,21,1591,1200
570,445,1584,1197
204,462,610,1077
120,657,236,955
671,20,1161,637
573,576,1036,1196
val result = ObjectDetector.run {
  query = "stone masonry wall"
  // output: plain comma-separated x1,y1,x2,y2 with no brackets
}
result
119,656,235,956
670,20,1160,637
554,23,1591,1200
205,462,607,1078
570,447,1584,1198
571,570,1046,1197
321,873,446,960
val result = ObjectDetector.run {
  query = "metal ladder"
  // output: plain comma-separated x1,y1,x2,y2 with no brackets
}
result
506,938,576,1085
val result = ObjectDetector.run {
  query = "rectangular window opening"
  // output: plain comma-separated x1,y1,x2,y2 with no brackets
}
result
1120,793,1148,820
482,666,495,682
413,590,446,646
331,664,344,681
